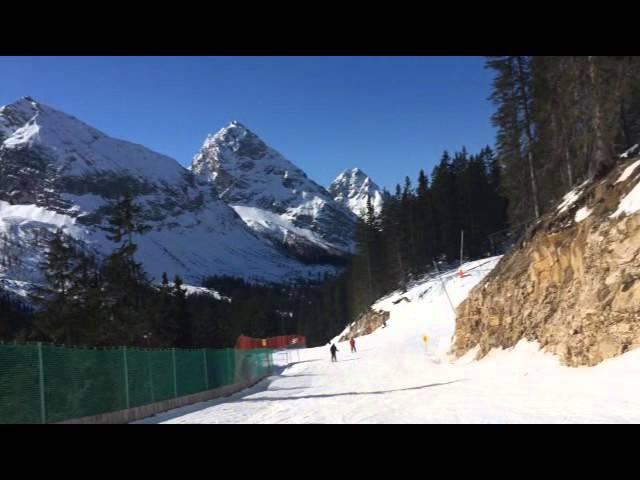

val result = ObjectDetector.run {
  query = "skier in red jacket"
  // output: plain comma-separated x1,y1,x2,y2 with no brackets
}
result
350,338,357,353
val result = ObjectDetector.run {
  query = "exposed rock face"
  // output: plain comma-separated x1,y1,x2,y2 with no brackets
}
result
339,309,390,341
454,157,640,367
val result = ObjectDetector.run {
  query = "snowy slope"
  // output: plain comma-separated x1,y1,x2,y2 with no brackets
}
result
0,98,337,290
191,122,357,259
139,256,640,423
0,97,185,184
328,168,385,217
175,284,230,302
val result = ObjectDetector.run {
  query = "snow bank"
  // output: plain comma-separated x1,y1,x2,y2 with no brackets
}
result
611,181,640,218
616,159,640,184
575,206,592,223
180,284,231,302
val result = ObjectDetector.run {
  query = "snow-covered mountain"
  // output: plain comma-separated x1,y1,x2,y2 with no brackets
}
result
328,168,385,217
191,122,357,261
0,97,336,292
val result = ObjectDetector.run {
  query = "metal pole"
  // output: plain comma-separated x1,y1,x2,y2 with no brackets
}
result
224,348,231,385
460,230,464,268
122,346,130,409
202,348,209,390
148,352,155,404
172,348,178,398
432,260,456,315
37,342,46,424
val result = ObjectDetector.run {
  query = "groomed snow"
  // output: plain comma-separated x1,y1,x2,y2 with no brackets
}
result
137,257,640,423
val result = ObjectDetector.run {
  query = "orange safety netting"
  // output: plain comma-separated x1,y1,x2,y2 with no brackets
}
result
235,334,306,350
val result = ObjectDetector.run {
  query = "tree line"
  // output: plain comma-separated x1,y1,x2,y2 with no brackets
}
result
487,56,640,225
346,146,508,315
0,193,353,348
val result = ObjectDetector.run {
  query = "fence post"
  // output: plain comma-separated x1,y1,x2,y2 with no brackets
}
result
172,348,178,398
225,349,232,385
432,260,457,315
122,346,130,409
148,352,155,404
202,348,209,390
37,342,46,424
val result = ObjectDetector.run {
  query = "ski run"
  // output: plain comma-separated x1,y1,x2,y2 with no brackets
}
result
136,257,640,424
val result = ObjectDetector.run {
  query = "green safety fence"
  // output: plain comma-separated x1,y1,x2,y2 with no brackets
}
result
0,343,274,424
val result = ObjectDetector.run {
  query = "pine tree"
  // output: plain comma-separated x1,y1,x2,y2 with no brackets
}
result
414,169,435,270
32,229,80,344
40,229,75,298
173,275,192,347
490,56,640,224
97,193,152,345
0,290,33,342
486,56,541,223
105,192,150,277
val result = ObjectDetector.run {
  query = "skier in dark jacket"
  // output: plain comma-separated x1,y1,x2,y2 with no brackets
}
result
330,343,338,362
350,338,356,353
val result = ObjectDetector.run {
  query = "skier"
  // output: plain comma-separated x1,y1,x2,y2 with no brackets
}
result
350,338,357,353
330,343,338,362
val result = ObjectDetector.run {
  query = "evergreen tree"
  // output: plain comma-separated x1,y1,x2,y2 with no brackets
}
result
99,193,152,345
105,192,150,277
486,55,541,223
430,151,459,261
0,291,33,342
489,56,640,224
32,229,81,344
414,169,435,269
173,275,192,347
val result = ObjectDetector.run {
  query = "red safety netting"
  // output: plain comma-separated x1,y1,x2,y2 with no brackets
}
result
235,334,306,350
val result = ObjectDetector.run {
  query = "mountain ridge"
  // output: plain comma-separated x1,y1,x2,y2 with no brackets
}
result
191,121,358,261
0,97,337,292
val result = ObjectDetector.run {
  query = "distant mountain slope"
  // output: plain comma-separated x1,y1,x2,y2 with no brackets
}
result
0,98,336,291
191,121,357,261
329,167,385,217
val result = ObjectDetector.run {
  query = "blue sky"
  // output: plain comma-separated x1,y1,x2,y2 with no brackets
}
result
0,56,495,190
